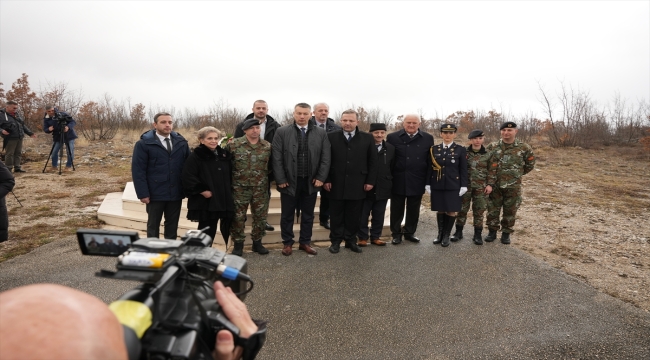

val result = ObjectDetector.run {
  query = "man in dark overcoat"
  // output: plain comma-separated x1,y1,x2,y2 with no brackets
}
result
358,123,395,246
386,114,434,244
324,110,378,254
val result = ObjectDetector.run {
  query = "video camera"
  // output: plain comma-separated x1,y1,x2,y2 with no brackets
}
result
52,110,71,125
77,228,266,360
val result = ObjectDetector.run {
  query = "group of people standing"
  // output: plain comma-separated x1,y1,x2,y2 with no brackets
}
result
131,100,535,258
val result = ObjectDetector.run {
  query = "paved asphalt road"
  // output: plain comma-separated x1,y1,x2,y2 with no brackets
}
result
1,210,649,359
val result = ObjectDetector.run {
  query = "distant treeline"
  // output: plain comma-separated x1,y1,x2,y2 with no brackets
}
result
1,73,648,149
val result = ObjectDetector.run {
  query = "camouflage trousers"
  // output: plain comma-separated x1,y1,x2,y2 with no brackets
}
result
486,186,522,233
456,188,488,227
231,185,269,243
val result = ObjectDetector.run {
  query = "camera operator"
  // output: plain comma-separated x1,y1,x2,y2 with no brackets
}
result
0,281,260,360
0,100,37,173
43,105,78,171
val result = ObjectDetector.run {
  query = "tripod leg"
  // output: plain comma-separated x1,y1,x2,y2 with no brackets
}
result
42,142,57,173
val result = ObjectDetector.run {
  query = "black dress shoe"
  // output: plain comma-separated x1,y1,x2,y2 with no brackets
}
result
391,237,402,245
328,243,340,254
265,222,274,231
13,168,26,173
404,234,420,243
320,221,330,229
346,242,362,253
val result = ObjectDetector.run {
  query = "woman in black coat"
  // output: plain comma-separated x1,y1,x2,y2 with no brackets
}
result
428,124,468,247
182,127,234,245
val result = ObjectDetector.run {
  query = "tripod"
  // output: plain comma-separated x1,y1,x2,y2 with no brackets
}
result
42,120,75,175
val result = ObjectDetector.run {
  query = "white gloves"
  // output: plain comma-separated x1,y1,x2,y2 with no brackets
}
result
425,185,431,195
459,187,467,196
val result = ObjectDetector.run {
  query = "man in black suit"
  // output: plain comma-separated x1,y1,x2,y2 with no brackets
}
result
358,123,395,247
324,110,378,254
387,114,435,244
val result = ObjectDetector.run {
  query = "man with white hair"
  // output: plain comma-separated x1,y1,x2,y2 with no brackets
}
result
386,114,434,244
309,102,341,229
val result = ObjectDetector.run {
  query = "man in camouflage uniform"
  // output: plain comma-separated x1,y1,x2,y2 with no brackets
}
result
485,121,535,244
226,118,272,256
451,129,493,245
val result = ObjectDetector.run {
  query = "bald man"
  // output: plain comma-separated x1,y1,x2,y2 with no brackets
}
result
0,284,128,360
0,282,258,360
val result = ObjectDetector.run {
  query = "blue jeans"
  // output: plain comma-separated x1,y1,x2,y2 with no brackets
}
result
52,140,75,168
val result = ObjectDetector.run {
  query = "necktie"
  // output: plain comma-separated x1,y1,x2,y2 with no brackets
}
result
347,133,352,142
301,127,306,138
376,144,381,152
164,138,172,154
320,124,325,129
409,134,414,139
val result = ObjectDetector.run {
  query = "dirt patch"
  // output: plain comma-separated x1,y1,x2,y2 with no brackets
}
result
2,133,649,312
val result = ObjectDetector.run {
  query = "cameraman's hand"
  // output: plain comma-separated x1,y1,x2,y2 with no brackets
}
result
64,126,69,132
212,281,258,360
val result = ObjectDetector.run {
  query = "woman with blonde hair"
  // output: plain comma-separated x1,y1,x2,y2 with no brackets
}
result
182,127,234,246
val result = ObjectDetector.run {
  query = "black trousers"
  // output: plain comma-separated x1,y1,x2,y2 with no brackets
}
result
358,197,388,240
198,218,232,246
0,197,8,242
390,194,423,237
280,177,317,246
329,198,364,245
146,200,182,239
318,189,330,222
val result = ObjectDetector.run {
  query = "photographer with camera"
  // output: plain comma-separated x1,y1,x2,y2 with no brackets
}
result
0,101,36,173
0,281,260,360
43,105,78,172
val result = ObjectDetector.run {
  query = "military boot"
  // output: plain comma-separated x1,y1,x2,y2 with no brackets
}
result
232,241,244,256
472,227,483,245
500,232,511,244
433,213,445,244
450,224,464,242
485,229,497,242
252,240,269,254
441,215,456,247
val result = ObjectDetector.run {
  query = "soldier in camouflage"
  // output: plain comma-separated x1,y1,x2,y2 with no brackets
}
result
452,129,493,245
226,118,272,256
484,122,535,244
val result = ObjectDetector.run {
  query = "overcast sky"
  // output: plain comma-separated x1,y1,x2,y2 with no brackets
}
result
1,1,648,120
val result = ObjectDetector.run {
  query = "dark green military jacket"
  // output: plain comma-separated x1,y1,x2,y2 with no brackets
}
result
486,139,535,189
465,145,491,189
227,137,271,187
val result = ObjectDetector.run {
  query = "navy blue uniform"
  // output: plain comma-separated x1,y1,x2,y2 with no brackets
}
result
428,142,468,212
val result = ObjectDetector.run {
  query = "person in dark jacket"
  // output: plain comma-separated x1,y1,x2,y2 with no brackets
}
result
324,110,378,254
308,102,341,230
233,100,280,232
272,103,330,256
43,105,78,171
0,159,15,242
427,123,469,247
358,123,395,246
182,126,234,246
131,112,190,239
1,101,36,173
386,114,434,244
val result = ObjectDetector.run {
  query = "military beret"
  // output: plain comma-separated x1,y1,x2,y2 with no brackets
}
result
468,129,485,139
369,123,387,132
440,123,457,132
242,118,260,131
500,121,517,130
